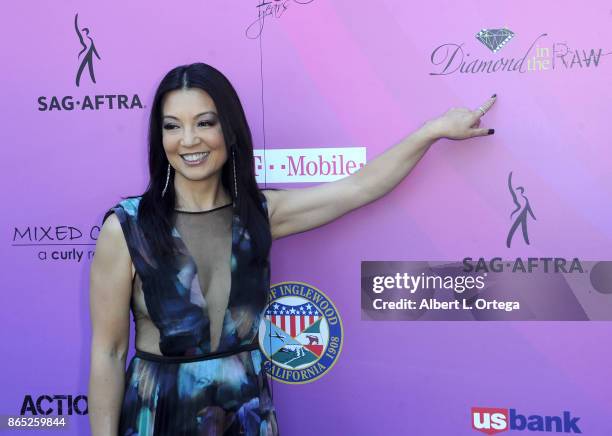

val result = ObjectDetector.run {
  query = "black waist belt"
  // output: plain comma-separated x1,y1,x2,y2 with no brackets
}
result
135,341,260,363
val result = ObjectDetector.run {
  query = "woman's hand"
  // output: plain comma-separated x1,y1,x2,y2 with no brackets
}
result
261,95,498,239
422,94,497,141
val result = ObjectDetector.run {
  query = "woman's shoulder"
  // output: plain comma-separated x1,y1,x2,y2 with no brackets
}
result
259,188,286,220
100,195,145,256
102,194,143,225
116,195,143,216
259,187,285,205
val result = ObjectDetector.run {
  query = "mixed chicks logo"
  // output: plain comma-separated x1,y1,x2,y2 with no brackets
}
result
258,281,343,384
37,13,143,112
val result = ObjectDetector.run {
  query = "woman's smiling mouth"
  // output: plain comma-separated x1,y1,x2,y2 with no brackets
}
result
180,151,210,165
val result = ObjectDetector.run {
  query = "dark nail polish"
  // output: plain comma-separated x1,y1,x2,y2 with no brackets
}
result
491,93,497,98
488,128,495,135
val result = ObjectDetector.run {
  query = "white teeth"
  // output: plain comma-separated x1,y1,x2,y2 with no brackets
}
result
182,152,209,162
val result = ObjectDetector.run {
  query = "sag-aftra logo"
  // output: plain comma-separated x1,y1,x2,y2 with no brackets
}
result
472,407,581,434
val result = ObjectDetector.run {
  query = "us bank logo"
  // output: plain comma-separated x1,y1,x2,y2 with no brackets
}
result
258,281,343,384
37,13,144,112
472,407,582,434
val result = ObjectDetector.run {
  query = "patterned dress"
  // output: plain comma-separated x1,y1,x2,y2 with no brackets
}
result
102,192,279,435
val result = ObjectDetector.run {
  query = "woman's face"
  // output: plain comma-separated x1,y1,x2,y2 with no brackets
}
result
161,88,228,185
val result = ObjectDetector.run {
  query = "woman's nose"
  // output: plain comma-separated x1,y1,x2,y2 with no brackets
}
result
180,127,201,146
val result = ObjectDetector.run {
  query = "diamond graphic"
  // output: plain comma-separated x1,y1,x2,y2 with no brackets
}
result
475,28,515,53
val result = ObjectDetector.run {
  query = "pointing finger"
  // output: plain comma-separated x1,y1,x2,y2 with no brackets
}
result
473,94,497,118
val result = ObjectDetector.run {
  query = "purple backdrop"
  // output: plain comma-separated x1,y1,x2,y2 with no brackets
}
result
2,1,611,434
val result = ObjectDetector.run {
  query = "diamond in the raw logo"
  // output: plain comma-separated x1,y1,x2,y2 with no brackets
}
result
475,28,515,53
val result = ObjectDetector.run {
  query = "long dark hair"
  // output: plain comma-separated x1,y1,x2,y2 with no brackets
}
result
136,62,272,265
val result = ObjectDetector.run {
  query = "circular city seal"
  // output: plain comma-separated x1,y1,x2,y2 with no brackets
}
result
258,281,343,384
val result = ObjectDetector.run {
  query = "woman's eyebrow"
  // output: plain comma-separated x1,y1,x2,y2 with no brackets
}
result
162,111,217,120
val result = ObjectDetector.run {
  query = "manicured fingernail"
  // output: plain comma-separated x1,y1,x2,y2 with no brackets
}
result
491,93,497,98
488,128,495,135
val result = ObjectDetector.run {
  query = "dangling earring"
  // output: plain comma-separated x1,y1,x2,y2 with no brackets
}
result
161,163,171,198
232,145,238,205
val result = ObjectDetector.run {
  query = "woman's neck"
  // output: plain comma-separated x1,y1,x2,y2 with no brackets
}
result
173,173,232,211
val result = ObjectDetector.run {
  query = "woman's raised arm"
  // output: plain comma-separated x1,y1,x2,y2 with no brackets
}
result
263,95,498,240
88,213,133,436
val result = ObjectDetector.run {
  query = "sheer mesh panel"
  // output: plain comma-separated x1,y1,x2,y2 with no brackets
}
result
131,204,233,355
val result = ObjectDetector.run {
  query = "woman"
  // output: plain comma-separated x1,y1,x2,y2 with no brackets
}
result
88,62,496,436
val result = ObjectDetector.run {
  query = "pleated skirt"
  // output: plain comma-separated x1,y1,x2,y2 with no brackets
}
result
118,348,279,435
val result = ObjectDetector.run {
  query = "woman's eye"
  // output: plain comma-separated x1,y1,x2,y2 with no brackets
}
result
163,121,214,130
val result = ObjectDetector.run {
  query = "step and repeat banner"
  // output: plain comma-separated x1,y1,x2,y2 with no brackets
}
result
2,1,612,435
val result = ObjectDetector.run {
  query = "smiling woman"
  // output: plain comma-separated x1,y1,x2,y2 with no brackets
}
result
88,61,496,436
88,63,278,436
161,93,226,176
